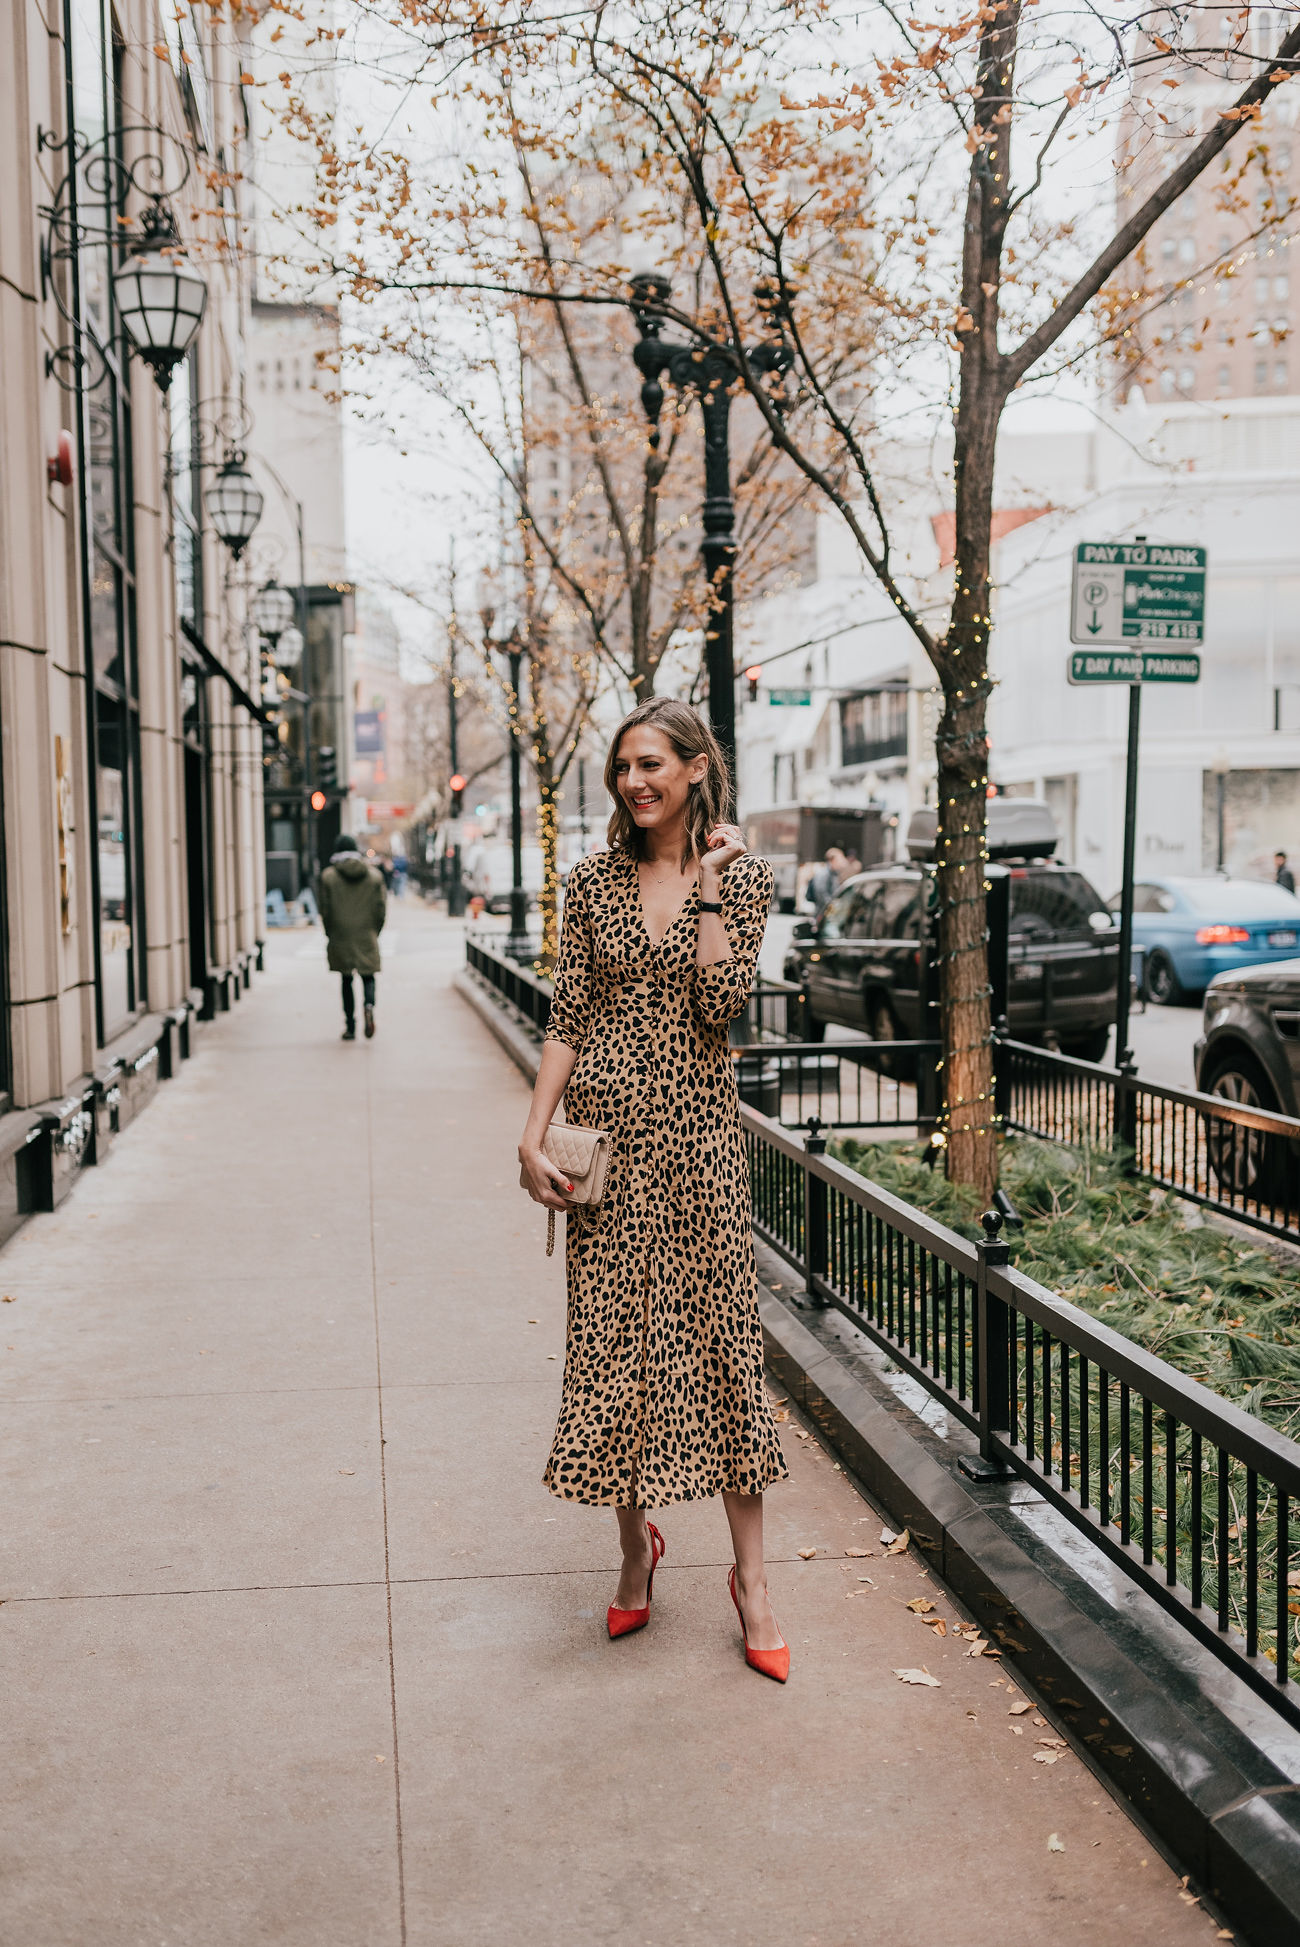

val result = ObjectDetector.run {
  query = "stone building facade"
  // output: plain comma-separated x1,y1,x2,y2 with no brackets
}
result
0,0,267,1237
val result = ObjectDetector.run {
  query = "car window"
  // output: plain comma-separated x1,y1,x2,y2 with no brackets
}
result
1011,870,1109,940
873,877,921,939
1130,884,1160,913
819,886,862,941
844,885,879,940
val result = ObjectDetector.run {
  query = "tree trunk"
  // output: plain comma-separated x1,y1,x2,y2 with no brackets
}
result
934,0,1021,1203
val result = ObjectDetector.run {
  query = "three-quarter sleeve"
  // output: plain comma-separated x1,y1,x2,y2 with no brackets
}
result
545,864,593,1053
692,855,774,1029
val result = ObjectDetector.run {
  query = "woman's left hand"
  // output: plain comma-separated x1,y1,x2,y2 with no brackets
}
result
702,823,748,875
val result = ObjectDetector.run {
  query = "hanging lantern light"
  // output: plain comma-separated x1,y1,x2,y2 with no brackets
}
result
250,581,296,644
112,199,208,393
275,625,304,672
203,449,264,561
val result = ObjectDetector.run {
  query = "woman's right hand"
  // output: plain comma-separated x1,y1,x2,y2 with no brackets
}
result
519,1144,576,1211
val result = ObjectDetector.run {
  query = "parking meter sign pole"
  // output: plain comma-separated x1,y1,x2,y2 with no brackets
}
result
1115,685,1142,1071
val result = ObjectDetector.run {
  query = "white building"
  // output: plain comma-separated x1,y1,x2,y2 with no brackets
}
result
990,396,1300,895
736,394,1300,893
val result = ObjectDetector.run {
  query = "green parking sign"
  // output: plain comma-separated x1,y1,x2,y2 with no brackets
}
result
1068,649,1201,685
1070,541,1206,646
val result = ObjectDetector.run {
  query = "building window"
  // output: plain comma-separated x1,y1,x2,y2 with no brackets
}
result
1277,273,1291,301
1256,357,1270,390
1159,368,1176,396
839,688,907,769
68,0,146,1042
1179,237,1195,262
1180,365,1195,391
1277,360,1289,391
1216,364,1231,394
169,349,203,635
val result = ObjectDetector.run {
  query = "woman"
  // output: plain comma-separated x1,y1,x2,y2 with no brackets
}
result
518,699,790,1682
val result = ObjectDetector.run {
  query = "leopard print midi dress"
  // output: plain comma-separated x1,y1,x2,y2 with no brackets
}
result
541,846,789,1509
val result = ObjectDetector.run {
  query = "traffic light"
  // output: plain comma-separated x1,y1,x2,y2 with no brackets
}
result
316,745,337,794
745,665,761,702
449,771,466,817
310,790,327,812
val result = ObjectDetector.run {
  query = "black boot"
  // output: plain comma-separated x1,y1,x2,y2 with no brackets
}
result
364,1004,375,1040
342,1018,356,1041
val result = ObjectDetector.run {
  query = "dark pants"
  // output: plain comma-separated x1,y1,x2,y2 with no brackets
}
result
341,973,376,1026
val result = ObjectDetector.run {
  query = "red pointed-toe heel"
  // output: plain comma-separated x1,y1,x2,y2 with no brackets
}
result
607,1522,665,1640
728,1565,790,1683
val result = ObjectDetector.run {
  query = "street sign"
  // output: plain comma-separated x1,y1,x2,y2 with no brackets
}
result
768,688,811,706
1070,542,1206,646
1068,650,1201,685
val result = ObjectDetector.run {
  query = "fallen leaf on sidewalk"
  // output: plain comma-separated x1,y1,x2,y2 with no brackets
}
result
963,1638,992,1657
905,1598,935,1613
894,1667,941,1687
1034,1752,1061,1766
1,1295,14,1303
1009,1725,1024,1736
884,1529,910,1556
1037,1737,1068,1750
528,1318,539,1324
879,1527,898,1545
1009,1700,1033,1715
797,1547,817,1559
1047,1833,1065,1853
923,1618,948,1637
339,1468,355,1476
774,1410,790,1422
844,1547,872,1558
547,1353,557,1360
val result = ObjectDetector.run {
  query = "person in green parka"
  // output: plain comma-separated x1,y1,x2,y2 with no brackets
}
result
319,835,387,1041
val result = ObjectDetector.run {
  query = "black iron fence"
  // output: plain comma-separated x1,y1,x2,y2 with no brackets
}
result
1000,1038,1300,1244
745,1103,1300,1729
465,934,552,1034
465,934,1300,1240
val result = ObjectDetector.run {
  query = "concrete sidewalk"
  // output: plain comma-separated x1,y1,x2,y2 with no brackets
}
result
0,905,1228,1945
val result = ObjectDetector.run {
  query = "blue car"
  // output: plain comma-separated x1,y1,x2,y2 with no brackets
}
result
1111,875,1300,1004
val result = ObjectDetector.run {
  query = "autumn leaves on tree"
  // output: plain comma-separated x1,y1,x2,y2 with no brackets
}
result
263,0,1298,1192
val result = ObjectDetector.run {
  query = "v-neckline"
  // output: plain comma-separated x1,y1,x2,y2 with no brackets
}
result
634,855,699,950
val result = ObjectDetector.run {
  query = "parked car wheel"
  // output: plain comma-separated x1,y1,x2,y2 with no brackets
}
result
1143,949,1182,1006
1201,1046,1288,1203
1060,1025,1110,1064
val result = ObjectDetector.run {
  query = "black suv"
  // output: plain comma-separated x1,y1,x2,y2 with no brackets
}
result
783,860,1118,1058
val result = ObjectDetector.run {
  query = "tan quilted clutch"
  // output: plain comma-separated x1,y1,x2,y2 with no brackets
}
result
519,1121,610,1256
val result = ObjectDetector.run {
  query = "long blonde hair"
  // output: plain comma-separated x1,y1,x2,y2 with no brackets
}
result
604,699,731,869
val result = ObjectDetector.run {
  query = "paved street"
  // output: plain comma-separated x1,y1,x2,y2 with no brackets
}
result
0,904,1226,1945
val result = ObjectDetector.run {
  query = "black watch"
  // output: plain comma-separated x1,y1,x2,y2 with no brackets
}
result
700,900,723,915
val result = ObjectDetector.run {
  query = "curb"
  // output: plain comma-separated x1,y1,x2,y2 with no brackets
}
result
758,1285,1300,1947
454,970,1300,1943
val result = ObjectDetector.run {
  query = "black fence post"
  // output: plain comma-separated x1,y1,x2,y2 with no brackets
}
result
959,1209,1017,1482
992,1012,1011,1134
803,1114,829,1306
1117,1054,1139,1170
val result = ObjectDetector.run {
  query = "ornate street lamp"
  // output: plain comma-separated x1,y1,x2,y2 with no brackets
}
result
38,126,210,394
203,448,264,561
250,581,296,647
112,200,208,392
274,625,304,673
628,273,793,794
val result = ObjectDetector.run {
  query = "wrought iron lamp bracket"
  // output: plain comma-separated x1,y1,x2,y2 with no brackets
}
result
36,122,198,394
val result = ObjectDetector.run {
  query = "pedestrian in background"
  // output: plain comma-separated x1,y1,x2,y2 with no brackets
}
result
803,844,847,914
1276,851,1296,895
519,697,790,1682
319,835,386,1041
